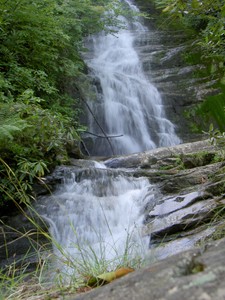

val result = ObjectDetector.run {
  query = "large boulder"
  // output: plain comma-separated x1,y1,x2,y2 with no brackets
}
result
69,237,225,300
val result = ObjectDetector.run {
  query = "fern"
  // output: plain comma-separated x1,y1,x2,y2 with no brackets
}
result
0,102,28,142
0,119,28,142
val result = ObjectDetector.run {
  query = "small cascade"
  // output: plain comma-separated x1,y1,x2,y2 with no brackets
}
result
37,164,156,278
83,0,181,156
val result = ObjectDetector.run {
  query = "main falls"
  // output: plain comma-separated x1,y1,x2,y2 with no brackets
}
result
83,0,180,156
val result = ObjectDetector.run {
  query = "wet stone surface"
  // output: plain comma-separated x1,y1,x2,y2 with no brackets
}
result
68,237,225,300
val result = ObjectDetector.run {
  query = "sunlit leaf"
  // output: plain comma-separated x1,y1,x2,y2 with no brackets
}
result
87,267,134,287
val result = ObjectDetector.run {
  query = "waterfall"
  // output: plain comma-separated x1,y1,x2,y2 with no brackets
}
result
83,0,181,156
37,165,156,279
36,1,180,283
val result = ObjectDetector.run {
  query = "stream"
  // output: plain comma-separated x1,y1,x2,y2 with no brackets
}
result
36,0,181,280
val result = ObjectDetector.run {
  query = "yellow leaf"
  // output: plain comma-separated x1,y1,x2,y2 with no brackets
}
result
98,267,134,283
114,267,134,279
86,267,135,287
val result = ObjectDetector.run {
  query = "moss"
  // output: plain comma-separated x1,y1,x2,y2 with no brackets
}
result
212,223,225,240
179,152,216,169
212,152,225,163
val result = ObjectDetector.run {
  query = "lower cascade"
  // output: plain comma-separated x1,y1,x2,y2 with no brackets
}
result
37,165,156,278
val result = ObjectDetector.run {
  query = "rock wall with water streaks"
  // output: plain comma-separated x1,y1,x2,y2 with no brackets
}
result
132,0,218,143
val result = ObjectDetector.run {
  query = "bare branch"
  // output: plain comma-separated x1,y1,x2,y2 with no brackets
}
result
84,131,123,139
76,86,116,155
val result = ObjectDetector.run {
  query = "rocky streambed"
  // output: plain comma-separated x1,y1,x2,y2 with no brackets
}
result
105,140,225,258
1,140,225,299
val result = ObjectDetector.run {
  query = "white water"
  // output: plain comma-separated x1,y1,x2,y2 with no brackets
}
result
84,0,181,156
37,167,155,277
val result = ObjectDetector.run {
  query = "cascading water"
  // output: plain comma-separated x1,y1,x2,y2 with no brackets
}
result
37,165,156,279
83,0,181,156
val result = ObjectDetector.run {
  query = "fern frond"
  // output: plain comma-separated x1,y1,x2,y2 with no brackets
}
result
0,118,28,142
0,124,24,141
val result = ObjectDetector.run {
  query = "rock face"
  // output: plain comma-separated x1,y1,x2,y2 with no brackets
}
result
70,237,225,300
135,27,217,143
133,1,218,143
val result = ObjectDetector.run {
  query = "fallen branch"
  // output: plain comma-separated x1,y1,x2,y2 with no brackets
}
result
84,131,123,139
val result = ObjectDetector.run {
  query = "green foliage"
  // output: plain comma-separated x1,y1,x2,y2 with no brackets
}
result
187,83,225,133
200,94,225,132
152,0,225,78
150,0,225,136
205,123,225,148
157,0,225,78
0,0,127,207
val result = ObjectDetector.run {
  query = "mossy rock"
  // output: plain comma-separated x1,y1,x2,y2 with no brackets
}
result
180,152,216,169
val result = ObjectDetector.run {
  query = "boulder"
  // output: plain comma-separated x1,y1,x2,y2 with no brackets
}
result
69,237,225,300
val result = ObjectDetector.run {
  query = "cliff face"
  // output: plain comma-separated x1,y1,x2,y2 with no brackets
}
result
133,0,218,144
134,26,216,143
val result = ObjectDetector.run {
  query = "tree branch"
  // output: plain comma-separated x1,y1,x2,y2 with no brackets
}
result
84,131,123,139
77,86,116,156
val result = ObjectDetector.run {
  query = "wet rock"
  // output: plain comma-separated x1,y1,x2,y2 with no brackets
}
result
146,197,217,238
148,191,205,217
157,162,223,194
33,160,108,196
134,26,218,142
104,140,216,169
0,213,50,271
104,140,225,267
205,180,225,196
149,225,216,261
158,32,216,138
69,237,225,300
181,152,216,169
